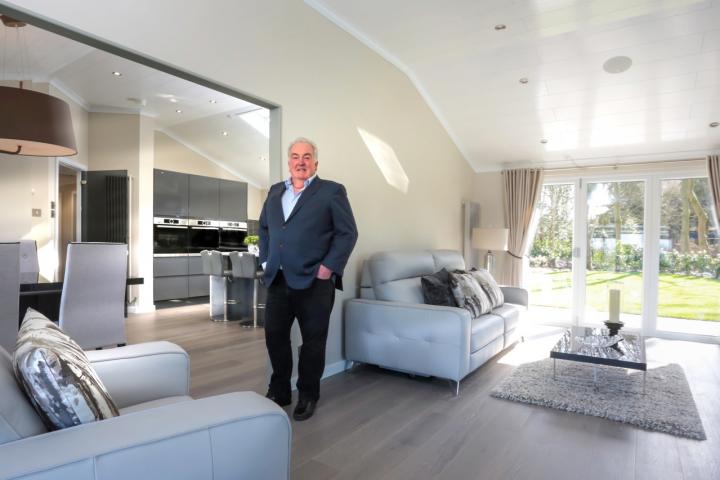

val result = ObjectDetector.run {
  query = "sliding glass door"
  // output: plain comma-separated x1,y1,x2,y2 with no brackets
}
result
529,166,719,341
584,180,644,329
528,183,575,325
656,177,720,336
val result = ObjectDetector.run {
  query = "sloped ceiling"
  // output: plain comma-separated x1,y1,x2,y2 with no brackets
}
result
308,0,720,171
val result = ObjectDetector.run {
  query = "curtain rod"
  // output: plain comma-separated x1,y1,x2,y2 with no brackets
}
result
539,156,707,173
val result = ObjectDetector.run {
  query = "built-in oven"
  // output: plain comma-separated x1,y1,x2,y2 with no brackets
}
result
219,221,248,251
153,217,189,254
188,219,220,253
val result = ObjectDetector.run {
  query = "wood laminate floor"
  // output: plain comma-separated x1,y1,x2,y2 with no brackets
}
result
126,305,720,480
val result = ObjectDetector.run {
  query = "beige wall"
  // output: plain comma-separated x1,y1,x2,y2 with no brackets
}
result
154,131,265,219
14,0,476,368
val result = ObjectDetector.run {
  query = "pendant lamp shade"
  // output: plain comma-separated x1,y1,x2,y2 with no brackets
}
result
0,86,77,157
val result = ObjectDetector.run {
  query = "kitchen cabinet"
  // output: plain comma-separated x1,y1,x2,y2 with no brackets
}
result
188,275,210,297
219,179,248,222
154,170,189,217
154,257,189,277
154,276,189,301
188,174,219,219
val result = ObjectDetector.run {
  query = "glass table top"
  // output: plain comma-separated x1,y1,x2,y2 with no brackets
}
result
550,326,646,370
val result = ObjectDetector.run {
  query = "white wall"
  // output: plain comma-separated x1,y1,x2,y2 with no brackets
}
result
11,0,476,369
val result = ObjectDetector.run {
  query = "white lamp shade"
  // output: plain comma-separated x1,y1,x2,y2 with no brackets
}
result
472,228,508,251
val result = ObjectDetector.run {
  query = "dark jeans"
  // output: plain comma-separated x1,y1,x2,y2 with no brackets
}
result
265,271,335,401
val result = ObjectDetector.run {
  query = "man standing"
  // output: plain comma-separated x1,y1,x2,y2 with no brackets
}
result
259,137,358,421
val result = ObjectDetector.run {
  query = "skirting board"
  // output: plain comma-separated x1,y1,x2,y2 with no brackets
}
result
290,359,347,391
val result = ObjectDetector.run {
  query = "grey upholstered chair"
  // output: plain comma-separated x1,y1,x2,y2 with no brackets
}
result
18,239,39,283
0,243,20,352
0,341,291,479
229,252,261,327
59,243,128,349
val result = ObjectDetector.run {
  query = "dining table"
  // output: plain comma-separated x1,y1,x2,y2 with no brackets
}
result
18,273,144,325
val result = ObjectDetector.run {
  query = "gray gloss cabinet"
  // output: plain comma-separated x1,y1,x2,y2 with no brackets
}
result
154,170,188,217
153,257,189,301
219,179,248,222
188,175,219,219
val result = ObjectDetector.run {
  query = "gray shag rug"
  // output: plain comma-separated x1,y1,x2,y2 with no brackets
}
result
491,359,706,440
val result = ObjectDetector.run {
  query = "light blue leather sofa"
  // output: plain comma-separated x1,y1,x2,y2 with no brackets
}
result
0,341,291,480
344,250,528,394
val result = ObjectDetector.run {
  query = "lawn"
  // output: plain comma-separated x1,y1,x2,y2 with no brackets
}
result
528,269,720,322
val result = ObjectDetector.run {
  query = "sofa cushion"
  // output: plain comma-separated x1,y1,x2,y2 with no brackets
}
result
0,346,47,445
448,271,492,318
470,268,504,309
491,303,523,333
13,308,119,431
370,251,435,302
421,269,457,307
470,314,505,353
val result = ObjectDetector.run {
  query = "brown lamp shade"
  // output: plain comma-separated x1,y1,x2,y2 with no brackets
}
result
0,86,77,157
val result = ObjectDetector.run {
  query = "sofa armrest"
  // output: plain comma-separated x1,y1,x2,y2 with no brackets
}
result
500,286,528,307
85,341,190,408
344,299,472,381
0,392,291,480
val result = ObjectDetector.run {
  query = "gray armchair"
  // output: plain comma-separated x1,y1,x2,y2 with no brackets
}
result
0,341,291,479
345,250,528,394
0,242,20,352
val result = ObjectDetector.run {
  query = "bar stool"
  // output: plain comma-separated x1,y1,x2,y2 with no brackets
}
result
228,252,263,327
200,250,232,322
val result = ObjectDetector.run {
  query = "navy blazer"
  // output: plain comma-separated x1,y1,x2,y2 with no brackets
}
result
259,177,358,290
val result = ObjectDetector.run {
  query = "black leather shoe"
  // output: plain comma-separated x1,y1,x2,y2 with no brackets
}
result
265,391,291,407
293,398,317,421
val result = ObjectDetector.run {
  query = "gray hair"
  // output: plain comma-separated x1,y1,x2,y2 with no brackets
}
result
287,137,318,160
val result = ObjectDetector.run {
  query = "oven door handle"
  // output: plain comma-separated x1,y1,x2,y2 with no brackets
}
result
190,226,219,230
155,225,188,229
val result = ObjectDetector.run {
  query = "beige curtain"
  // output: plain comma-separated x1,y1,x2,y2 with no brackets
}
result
502,168,544,287
709,155,720,228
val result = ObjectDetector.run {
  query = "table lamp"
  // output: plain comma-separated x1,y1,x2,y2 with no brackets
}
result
472,227,509,272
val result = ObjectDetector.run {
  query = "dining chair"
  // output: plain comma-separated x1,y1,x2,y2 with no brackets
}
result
0,243,20,352
59,242,128,349
18,240,39,283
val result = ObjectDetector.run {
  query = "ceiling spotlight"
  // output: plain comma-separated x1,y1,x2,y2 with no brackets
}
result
540,139,548,144
222,131,229,136
603,56,632,74
169,98,178,103
710,122,719,128
519,77,529,84
494,24,506,30
175,109,182,113
111,71,122,77
209,99,217,104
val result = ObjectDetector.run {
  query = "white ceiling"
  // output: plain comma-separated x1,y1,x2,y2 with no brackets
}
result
308,0,720,171
1,21,269,186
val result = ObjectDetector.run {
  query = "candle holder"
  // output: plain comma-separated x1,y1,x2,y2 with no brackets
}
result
604,320,624,336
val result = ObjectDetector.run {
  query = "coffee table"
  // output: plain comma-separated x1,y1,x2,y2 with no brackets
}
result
550,326,647,394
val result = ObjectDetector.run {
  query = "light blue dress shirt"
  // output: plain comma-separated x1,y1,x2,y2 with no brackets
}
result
282,174,317,220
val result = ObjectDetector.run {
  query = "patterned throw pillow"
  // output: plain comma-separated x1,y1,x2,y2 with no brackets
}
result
448,271,492,318
470,268,504,309
13,308,119,431
421,269,457,307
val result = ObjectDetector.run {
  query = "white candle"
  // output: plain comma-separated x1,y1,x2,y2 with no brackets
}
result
608,289,621,323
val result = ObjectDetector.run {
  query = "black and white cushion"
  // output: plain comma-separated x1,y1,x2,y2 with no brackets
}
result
448,271,492,318
470,268,504,309
13,308,119,431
